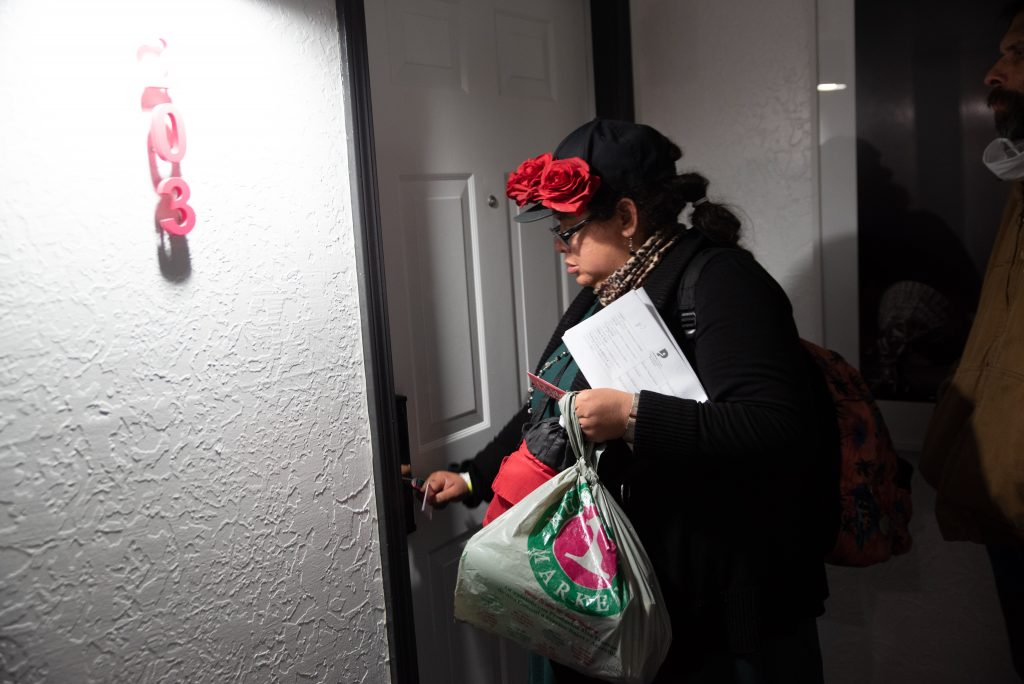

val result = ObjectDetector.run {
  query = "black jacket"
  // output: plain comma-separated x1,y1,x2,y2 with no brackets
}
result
461,228,835,661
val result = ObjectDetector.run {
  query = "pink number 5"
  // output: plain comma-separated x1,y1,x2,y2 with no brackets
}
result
157,177,196,236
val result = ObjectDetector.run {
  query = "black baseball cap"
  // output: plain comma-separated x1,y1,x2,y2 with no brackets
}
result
513,118,680,223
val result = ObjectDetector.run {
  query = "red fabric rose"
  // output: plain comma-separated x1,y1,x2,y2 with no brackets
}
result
506,152,552,206
536,157,601,214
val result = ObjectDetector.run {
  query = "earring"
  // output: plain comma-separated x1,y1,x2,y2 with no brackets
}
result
628,236,636,256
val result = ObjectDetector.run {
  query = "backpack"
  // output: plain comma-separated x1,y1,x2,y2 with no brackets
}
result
675,247,913,567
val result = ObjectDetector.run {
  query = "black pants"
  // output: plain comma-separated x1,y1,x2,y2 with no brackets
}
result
988,542,1024,680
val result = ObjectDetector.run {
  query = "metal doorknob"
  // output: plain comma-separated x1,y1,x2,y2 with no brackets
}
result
487,195,499,208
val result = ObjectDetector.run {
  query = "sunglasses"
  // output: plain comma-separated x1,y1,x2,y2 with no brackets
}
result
549,215,594,246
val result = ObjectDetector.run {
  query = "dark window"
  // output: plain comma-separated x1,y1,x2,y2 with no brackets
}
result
857,0,1008,401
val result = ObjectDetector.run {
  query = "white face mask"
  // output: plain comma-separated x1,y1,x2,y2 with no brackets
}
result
983,137,1024,180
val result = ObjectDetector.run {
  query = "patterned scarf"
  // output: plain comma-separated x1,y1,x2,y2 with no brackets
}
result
594,227,682,306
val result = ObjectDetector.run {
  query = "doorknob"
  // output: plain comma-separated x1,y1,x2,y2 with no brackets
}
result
487,194,499,208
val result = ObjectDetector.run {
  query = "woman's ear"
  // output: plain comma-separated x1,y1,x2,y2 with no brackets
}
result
616,198,640,238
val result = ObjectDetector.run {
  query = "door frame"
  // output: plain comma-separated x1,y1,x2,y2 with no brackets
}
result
338,2,634,682
335,2,419,683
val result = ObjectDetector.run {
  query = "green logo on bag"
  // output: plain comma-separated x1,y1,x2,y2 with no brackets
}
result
527,481,627,617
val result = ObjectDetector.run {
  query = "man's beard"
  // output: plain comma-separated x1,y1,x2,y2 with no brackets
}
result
988,87,1024,139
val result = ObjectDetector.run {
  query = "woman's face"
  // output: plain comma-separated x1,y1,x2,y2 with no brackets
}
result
553,206,634,289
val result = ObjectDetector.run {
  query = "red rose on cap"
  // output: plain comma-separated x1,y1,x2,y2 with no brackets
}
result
506,153,552,206
537,157,601,214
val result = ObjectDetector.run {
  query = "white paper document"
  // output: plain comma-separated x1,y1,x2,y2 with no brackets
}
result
563,288,707,401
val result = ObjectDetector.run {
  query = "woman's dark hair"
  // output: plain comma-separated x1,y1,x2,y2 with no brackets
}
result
582,140,742,246
633,172,742,246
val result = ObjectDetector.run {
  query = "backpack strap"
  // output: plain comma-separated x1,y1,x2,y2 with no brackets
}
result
676,247,734,336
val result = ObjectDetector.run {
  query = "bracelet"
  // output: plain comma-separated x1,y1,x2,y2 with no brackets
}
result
458,471,473,494
623,393,639,443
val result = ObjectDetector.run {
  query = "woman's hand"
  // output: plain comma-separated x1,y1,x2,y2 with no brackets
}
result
421,470,470,508
574,388,634,442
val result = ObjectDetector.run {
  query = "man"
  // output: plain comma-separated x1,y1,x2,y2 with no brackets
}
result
920,5,1024,679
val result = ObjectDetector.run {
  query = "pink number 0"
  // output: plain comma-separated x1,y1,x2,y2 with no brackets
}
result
157,177,196,236
151,103,187,162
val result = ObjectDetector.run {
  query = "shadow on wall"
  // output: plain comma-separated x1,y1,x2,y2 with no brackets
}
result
818,389,1018,683
158,232,191,282
856,139,979,402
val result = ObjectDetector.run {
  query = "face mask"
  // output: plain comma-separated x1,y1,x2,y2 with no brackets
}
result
983,137,1024,180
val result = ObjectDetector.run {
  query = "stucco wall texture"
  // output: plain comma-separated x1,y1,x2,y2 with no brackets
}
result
0,1,389,682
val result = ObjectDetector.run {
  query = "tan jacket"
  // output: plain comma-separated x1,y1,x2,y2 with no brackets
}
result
920,184,1024,544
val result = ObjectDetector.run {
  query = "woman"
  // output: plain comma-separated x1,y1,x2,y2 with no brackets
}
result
423,119,835,683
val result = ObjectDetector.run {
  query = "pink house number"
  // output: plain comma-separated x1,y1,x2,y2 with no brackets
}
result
139,39,196,236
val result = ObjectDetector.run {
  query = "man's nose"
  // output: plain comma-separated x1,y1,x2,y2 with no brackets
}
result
554,238,568,253
986,56,1008,87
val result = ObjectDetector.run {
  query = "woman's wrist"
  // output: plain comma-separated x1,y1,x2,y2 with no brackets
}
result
623,392,639,443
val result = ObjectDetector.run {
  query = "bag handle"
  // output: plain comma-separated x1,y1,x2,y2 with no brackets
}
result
557,392,602,481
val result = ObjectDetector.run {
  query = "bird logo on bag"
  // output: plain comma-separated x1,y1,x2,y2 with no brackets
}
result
527,481,628,617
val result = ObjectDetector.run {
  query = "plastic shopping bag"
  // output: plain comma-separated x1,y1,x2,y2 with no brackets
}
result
454,393,672,684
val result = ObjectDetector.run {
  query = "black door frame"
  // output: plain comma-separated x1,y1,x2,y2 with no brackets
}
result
336,2,633,681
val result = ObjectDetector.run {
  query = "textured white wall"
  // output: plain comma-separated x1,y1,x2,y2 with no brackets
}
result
0,1,388,682
631,0,822,341
631,2,1017,681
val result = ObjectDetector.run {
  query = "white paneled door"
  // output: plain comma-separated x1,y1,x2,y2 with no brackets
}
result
364,0,592,681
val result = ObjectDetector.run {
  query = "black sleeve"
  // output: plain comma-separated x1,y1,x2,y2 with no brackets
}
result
633,250,814,476
455,403,529,507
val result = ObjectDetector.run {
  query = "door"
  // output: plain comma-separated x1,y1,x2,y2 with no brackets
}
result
364,1,593,681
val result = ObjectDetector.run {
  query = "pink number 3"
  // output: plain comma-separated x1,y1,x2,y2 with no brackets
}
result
157,177,196,236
